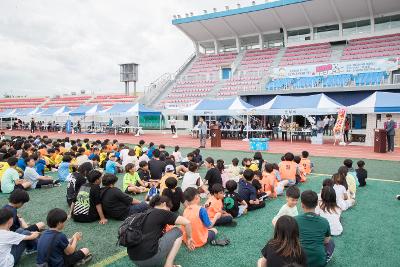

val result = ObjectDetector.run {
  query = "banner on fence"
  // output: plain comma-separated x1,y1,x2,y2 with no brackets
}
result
273,57,399,78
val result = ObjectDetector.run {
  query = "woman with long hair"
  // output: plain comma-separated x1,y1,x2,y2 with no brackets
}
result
316,186,343,236
258,215,307,267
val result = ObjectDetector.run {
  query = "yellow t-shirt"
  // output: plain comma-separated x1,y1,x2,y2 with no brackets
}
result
159,173,178,194
0,162,10,182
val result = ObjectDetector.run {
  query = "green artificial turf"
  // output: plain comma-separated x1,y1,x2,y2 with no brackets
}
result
0,148,399,267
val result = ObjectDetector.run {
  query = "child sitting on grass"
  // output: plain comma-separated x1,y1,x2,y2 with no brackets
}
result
338,166,356,199
57,154,73,182
278,152,297,186
300,150,313,174
224,180,247,218
205,184,236,226
2,189,46,233
272,186,300,226
105,153,122,175
159,165,178,194
1,157,31,194
123,163,148,194
137,161,151,183
238,169,266,211
72,170,108,224
0,207,40,266
294,156,306,183
162,177,184,213
226,158,241,183
356,160,367,187
24,156,59,189
182,187,219,249
315,186,343,236
37,208,92,267
332,173,355,211
261,163,289,198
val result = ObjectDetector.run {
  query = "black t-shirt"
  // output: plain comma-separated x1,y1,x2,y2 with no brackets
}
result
72,183,101,222
128,208,178,261
252,179,262,191
223,192,243,218
204,167,222,192
137,168,151,182
100,187,133,220
261,241,307,267
148,159,166,180
162,187,184,212
66,172,87,204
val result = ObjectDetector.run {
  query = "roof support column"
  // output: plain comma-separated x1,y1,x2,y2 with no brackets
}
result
283,29,288,47
366,0,375,33
235,36,240,53
193,41,199,55
259,34,263,49
310,27,314,40
214,40,219,54
339,23,343,38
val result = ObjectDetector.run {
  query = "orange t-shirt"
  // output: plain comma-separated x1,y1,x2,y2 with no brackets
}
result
279,161,297,180
205,196,222,221
39,148,48,157
182,205,209,248
261,171,278,198
300,158,312,174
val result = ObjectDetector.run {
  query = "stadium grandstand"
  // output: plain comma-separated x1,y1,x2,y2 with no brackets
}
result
146,0,400,112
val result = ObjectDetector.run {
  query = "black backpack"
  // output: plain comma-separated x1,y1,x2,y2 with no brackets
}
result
117,210,152,247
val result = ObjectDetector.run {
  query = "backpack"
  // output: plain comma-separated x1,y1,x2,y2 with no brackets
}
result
117,210,152,247
223,194,236,211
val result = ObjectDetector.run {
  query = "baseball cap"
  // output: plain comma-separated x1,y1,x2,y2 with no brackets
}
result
165,165,174,172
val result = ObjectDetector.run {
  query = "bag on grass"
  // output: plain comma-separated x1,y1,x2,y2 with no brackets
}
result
117,210,152,247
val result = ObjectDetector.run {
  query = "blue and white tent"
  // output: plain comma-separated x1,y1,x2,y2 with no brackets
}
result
183,97,254,116
15,107,42,117
69,104,104,117
101,103,161,117
39,106,71,116
0,109,17,118
253,93,342,115
347,92,400,114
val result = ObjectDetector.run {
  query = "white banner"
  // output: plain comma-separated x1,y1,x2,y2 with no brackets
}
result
273,57,400,78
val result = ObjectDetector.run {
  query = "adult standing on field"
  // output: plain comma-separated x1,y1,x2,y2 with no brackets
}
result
197,117,207,148
385,114,396,152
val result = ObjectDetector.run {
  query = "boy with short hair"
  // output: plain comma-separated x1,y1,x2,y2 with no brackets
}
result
182,187,219,249
356,160,367,187
294,156,306,183
162,177,184,212
134,140,145,157
57,154,73,182
261,163,288,198
300,151,313,174
205,184,236,226
295,190,334,267
105,153,121,175
226,158,242,182
272,186,300,226
137,161,151,182
0,207,40,267
36,208,92,266
1,157,31,194
159,165,178,194
238,169,266,211
224,180,247,218
24,156,58,189
2,189,46,233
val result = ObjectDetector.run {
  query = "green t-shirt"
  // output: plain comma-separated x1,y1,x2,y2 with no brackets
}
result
122,172,141,192
1,168,19,194
295,212,331,267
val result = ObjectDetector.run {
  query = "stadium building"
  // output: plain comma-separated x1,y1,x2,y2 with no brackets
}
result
148,0,400,146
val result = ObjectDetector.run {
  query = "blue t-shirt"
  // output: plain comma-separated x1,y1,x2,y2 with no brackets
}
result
17,158,26,171
88,153,96,160
35,159,46,176
199,207,212,227
2,204,20,232
37,230,69,266
238,179,257,202
105,160,117,174
147,147,155,158
58,162,71,181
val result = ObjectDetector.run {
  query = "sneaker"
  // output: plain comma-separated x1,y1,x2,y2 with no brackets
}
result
75,253,93,266
53,182,61,187
25,249,37,255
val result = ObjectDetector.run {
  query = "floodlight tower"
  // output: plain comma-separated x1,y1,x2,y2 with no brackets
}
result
119,63,139,96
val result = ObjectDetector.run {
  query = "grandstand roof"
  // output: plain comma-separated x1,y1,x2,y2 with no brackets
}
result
173,0,400,43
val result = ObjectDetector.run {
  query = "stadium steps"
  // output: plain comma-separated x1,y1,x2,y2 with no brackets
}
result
150,53,197,107
271,47,286,69
207,79,226,98
231,50,246,76
330,44,346,62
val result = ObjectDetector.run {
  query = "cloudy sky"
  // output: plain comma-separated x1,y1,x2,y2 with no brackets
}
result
0,0,252,97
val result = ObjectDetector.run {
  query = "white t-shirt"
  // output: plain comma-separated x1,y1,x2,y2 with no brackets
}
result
333,184,351,210
315,204,343,236
122,155,138,169
24,166,40,188
119,149,129,161
272,204,299,224
172,151,182,163
0,230,26,267
181,171,203,192
76,155,89,166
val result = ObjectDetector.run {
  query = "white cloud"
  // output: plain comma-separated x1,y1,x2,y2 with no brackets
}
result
0,0,253,97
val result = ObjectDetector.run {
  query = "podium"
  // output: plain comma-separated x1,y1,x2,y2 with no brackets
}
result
374,129,387,153
210,126,221,147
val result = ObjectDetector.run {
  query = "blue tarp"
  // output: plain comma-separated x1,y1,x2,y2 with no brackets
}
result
348,92,400,114
69,104,104,116
39,106,71,116
0,109,16,118
101,103,161,117
184,97,254,115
